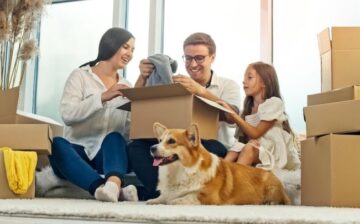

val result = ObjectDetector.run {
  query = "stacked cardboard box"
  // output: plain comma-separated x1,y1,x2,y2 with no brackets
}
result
0,87,63,199
302,27,360,207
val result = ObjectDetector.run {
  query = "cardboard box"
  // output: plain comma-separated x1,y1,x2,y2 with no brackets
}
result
307,85,360,106
0,151,35,199
301,134,360,207
119,83,231,139
0,87,63,154
304,99,360,137
318,27,360,92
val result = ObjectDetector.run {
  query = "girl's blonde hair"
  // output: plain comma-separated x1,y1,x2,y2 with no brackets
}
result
241,61,293,134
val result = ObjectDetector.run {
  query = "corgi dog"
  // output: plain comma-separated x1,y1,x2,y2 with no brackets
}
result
147,122,291,205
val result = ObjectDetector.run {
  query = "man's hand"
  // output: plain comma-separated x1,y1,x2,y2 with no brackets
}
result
172,74,205,95
139,59,154,80
101,83,130,103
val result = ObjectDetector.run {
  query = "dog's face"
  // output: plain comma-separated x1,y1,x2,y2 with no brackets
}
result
151,122,200,167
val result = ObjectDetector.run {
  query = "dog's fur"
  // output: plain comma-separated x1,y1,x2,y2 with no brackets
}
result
147,122,291,205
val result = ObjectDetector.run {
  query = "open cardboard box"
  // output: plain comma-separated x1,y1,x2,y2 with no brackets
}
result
301,134,360,207
119,83,232,139
318,27,360,92
0,87,63,154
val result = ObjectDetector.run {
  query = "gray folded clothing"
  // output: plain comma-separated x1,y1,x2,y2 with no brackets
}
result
145,54,177,86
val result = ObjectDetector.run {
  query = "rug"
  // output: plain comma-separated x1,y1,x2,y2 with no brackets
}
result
0,198,360,224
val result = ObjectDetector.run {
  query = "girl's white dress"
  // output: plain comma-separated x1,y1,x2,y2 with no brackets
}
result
233,97,300,171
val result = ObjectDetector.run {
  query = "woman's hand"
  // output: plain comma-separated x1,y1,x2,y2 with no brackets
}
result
172,74,205,95
101,83,130,103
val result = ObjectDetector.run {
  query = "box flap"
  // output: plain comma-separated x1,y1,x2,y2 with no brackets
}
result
15,111,63,137
16,110,62,126
121,83,191,101
0,87,19,119
332,27,360,50
318,28,331,55
195,96,234,113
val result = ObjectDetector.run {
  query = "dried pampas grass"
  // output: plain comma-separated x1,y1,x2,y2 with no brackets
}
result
0,0,50,90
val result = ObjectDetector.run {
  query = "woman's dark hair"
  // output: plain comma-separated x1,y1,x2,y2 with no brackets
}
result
80,27,134,67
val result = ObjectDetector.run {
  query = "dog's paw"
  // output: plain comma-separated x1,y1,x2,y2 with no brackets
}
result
146,198,162,205
169,197,200,205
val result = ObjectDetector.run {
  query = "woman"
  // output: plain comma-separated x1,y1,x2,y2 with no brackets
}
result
49,27,137,202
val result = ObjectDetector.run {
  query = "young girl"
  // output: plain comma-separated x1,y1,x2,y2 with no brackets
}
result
219,61,300,171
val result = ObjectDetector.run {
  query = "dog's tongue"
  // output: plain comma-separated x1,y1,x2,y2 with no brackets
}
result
153,158,164,166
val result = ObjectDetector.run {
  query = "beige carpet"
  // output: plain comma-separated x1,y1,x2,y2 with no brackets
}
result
0,198,360,223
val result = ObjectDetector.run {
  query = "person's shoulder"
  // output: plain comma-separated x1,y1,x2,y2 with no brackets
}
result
264,97,283,105
213,73,239,87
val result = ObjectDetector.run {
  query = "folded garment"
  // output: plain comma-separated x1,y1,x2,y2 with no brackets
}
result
146,54,177,86
0,147,37,194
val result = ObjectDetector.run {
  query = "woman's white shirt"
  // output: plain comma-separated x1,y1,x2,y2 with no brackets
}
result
60,65,131,160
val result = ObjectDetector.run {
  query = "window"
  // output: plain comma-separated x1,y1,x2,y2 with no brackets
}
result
126,0,150,86
36,0,113,123
163,0,261,96
273,0,360,133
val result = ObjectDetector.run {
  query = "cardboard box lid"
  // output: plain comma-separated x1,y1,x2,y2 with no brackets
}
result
332,27,360,50
318,28,331,55
0,87,19,118
308,85,360,106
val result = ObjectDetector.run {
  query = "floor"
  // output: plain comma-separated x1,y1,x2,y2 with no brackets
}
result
0,216,143,224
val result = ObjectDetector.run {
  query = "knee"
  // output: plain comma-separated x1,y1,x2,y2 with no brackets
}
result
52,137,68,153
127,140,153,159
50,137,70,160
105,132,126,144
242,144,259,158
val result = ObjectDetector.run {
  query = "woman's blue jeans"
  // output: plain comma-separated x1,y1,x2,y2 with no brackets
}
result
49,132,128,195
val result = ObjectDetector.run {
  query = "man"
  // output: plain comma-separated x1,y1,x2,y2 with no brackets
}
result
129,32,241,200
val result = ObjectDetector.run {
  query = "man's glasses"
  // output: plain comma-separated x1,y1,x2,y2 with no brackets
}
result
182,55,208,64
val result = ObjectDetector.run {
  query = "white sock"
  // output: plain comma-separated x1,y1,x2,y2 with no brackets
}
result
94,181,120,202
119,185,139,202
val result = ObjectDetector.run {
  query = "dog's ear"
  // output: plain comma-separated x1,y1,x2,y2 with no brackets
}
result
187,123,200,147
153,122,167,139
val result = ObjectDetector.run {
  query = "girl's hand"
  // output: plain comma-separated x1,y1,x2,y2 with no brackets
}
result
101,83,130,103
248,139,260,147
217,100,237,124
172,74,205,95
139,59,154,80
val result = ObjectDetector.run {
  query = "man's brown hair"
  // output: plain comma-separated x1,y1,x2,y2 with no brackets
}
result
183,32,216,55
